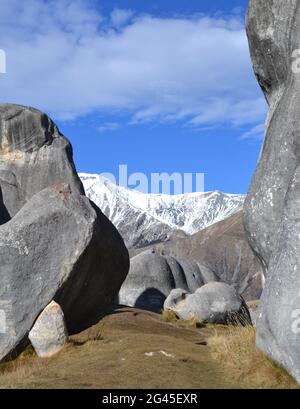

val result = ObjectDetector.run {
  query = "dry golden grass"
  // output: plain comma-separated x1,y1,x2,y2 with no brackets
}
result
162,309,203,329
208,324,298,389
0,306,298,389
162,308,179,322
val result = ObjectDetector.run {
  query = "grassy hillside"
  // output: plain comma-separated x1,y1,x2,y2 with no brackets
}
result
0,307,297,389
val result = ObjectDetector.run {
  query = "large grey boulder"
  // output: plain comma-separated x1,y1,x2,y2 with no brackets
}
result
164,256,190,292
29,301,68,358
0,183,128,360
130,212,263,302
163,288,189,312
244,0,300,382
118,250,210,312
0,104,84,223
164,282,251,325
0,104,129,361
119,251,175,312
175,258,204,292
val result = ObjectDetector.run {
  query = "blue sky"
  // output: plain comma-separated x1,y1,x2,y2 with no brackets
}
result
0,0,267,194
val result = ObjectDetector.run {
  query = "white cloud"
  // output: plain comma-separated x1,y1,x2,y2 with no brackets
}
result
240,123,265,141
0,0,267,131
111,8,134,27
98,122,122,133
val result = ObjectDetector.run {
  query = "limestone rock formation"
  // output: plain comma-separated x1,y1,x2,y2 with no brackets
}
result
0,104,129,361
244,0,300,381
118,250,208,312
29,301,68,358
164,283,252,325
163,288,189,312
0,183,128,360
0,104,84,223
130,212,263,302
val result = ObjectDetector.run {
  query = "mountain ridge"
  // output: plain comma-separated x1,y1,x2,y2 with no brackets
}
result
80,172,245,248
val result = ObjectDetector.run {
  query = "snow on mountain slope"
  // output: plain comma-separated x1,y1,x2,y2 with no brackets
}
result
80,173,245,249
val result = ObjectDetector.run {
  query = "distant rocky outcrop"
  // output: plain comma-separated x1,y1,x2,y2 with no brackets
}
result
245,0,300,382
164,283,252,325
118,250,214,312
118,241,256,315
130,211,263,302
0,104,129,361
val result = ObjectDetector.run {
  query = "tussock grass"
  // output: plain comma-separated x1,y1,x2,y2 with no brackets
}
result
162,308,179,322
208,324,298,388
162,309,204,328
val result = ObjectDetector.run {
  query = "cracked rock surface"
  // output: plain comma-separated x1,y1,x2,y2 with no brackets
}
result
245,0,300,382
0,104,129,361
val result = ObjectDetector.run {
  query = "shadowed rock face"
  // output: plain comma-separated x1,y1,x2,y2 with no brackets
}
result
245,0,300,382
0,104,84,223
0,104,129,360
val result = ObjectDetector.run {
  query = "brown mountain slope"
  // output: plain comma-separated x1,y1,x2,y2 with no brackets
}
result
130,211,263,301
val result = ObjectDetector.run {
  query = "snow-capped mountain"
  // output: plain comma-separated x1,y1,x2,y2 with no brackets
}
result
80,173,245,249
